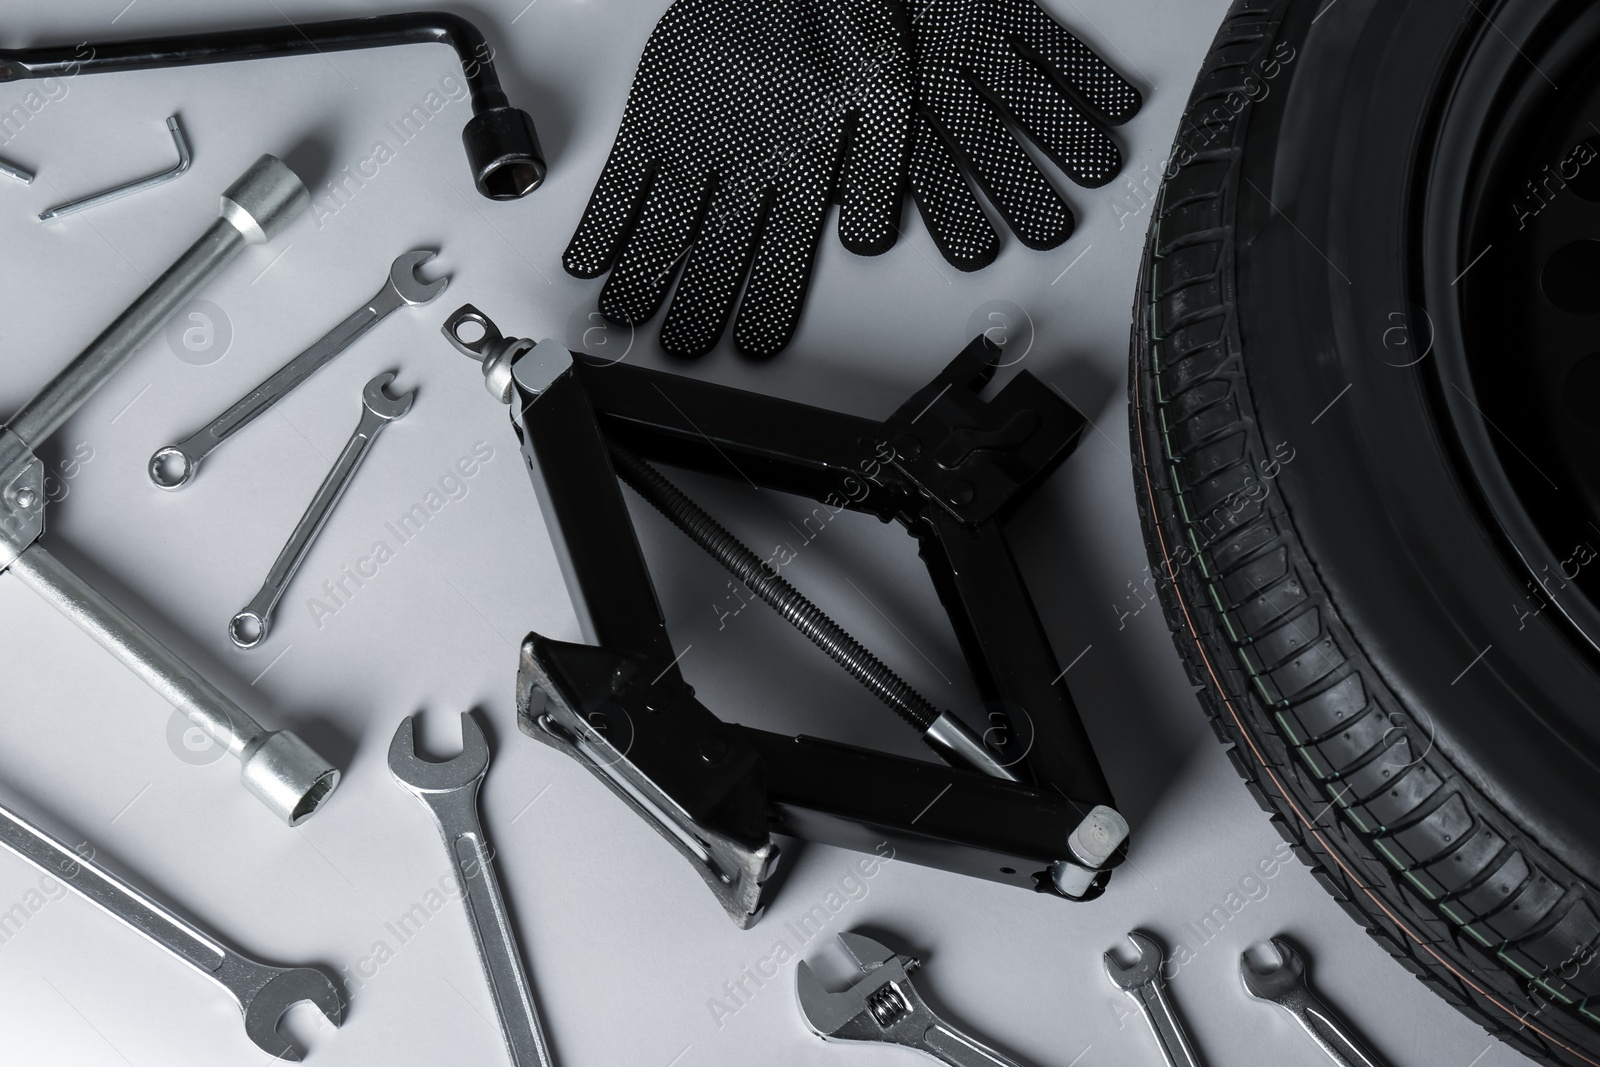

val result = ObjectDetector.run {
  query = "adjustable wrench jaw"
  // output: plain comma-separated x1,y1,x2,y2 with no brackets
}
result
797,933,1031,1067
796,934,930,1045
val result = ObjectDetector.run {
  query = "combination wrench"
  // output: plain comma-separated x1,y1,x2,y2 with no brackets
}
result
1241,937,1391,1067
150,249,445,490
389,711,557,1067
1103,930,1206,1067
0,793,343,1060
229,372,413,647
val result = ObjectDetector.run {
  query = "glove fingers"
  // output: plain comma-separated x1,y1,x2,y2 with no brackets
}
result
836,32,914,256
565,129,656,279
1010,7,1142,124
597,168,712,327
839,106,912,257
733,184,831,359
926,83,1075,250
986,56,1124,187
660,190,766,358
908,114,999,271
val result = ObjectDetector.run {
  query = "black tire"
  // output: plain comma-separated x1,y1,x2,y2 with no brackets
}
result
1130,0,1600,1063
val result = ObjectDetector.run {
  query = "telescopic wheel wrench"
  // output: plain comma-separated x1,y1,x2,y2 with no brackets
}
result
0,154,340,826
0,11,545,200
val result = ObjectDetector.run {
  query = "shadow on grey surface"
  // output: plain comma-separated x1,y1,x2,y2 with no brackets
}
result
281,130,337,195
1004,352,1205,831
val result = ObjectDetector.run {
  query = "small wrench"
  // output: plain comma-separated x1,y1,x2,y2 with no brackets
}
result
1103,931,1205,1067
389,712,556,1067
150,249,445,490
229,372,413,647
797,931,1030,1067
0,793,342,1060
1241,937,1391,1067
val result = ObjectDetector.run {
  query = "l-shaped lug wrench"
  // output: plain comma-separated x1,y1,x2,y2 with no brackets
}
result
0,154,340,826
0,12,545,200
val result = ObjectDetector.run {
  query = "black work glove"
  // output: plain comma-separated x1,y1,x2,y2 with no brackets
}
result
907,0,1142,270
564,0,914,359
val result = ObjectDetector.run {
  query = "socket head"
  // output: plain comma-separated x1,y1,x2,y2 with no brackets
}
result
462,106,546,200
220,155,310,244
240,730,341,825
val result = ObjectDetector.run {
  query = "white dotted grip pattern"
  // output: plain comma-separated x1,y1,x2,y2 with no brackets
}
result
566,0,1139,356
563,0,914,359
907,0,1142,270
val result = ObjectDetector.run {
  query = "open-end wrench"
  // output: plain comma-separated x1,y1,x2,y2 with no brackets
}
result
229,372,413,647
0,793,342,1060
1103,931,1205,1067
150,250,445,490
1241,937,1391,1067
797,931,1030,1067
388,712,556,1067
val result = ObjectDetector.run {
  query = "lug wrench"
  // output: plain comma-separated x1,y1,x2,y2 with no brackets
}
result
151,250,445,490
389,712,557,1067
0,792,343,1060
230,373,414,648
0,12,545,200
0,154,340,826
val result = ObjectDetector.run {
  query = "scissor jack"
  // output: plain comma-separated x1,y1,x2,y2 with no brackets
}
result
444,306,1128,927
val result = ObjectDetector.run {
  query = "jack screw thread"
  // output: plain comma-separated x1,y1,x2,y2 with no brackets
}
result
607,439,940,733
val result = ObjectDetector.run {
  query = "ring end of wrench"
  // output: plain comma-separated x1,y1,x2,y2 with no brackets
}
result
149,444,197,490
229,608,269,649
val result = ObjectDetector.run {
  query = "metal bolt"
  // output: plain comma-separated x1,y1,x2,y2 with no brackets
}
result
13,487,36,508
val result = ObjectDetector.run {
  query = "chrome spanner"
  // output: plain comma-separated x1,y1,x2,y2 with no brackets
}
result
1241,937,1391,1067
1103,931,1206,1067
0,793,342,1060
149,249,445,490
389,712,556,1067
798,931,1030,1067
229,372,413,647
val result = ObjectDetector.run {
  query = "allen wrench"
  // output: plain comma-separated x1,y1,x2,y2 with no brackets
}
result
38,114,191,221
0,156,33,184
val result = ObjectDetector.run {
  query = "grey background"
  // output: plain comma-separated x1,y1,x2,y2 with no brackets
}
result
0,0,1532,1065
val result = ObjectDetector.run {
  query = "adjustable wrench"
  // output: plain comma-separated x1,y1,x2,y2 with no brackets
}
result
1103,931,1205,1067
150,250,445,490
0,793,342,1060
797,931,1029,1067
389,712,556,1067
1241,937,1391,1067
229,373,413,647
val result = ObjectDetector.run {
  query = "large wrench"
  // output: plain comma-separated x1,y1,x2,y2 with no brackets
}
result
1241,937,1391,1067
229,372,413,647
0,793,343,1060
388,712,556,1067
1103,931,1205,1067
149,250,445,490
